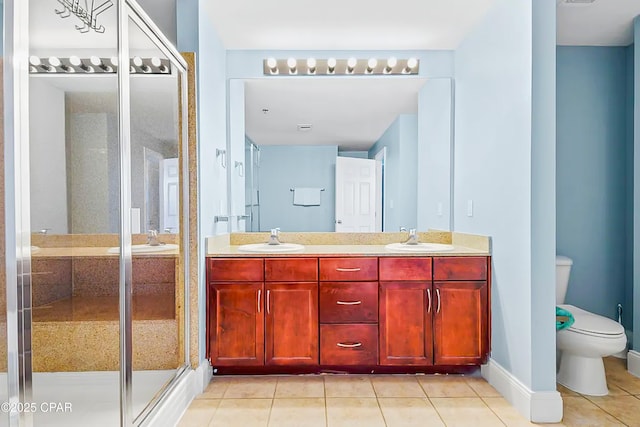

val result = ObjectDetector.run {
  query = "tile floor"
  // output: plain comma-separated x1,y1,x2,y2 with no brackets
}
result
178,357,640,426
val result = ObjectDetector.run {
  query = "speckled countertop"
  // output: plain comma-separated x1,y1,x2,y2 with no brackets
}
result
31,246,178,258
206,231,491,258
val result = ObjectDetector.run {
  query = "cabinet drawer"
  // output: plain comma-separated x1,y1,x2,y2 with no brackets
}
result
265,258,318,282
379,257,432,281
320,282,378,323
320,324,378,365
208,258,264,282
433,257,487,281
319,258,378,281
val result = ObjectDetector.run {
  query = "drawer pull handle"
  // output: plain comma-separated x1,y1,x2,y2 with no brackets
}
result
436,289,441,314
337,300,362,305
426,289,431,313
257,289,261,313
336,267,361,272
337,342,362,348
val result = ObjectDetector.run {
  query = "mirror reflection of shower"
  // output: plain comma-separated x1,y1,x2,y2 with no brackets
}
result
244,139,261,231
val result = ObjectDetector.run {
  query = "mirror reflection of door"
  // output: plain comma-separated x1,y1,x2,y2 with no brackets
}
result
143,147,162,232
335,157,377,232
162,157,179,233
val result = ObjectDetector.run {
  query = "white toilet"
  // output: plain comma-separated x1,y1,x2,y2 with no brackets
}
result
556,255,627,396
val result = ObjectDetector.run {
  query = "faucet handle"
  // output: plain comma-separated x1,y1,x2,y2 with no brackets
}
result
399,227,407,232
270,228,280,236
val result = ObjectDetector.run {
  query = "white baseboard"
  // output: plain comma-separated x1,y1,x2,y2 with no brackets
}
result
628,350,640,378
143,361,212,427
482,358,563,423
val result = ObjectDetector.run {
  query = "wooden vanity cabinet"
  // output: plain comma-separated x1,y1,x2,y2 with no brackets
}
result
264,258,318,366
208,259,264,366
433,257,490,365
379,258,433,366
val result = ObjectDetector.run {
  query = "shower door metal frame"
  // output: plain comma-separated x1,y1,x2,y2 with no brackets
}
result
3,0,191,425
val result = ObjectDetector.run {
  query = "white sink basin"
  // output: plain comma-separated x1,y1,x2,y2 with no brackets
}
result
385,242,455,253
107,243,179,254
237,243,305,253
31,246,41,253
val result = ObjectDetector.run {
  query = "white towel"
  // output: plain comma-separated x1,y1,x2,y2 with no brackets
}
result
293,188,322,206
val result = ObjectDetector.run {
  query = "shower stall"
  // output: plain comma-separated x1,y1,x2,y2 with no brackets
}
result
3,0,191,425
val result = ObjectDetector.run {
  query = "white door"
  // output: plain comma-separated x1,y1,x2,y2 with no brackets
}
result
161,158,179,233
335,157,376,232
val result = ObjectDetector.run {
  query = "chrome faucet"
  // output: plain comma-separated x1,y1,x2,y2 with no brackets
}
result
267,228,282,245
403,228,419,245
147,229,163,246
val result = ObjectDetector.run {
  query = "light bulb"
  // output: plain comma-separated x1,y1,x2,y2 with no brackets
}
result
347,57,357,68
48,56,61,67
29,56,41,66
90,56,102,66
307,58,316,68
133,56,143,67
151,57,162,67
367,58,378,69
387,57,397,68
287,58,297,69
327,58,337,68
110,56,118,66
266,57,277,68
407,57,418,69
69,56,81,66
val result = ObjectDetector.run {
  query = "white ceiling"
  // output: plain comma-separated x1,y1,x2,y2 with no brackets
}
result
244,78,426,151
557,0,640,46
204,0,497,50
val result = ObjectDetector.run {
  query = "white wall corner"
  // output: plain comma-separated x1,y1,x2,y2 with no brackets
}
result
482,358,563,423
628,350,640,378
197,359,214,393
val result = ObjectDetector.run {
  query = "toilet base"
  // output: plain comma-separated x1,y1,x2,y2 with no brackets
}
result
557,352,609,396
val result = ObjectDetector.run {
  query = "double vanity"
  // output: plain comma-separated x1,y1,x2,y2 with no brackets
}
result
206,231,491,374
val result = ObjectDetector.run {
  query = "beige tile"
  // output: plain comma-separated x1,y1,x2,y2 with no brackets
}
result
326,397,385,427
268,398,326,427
370,376,426,398
483,397,564,427
377,397,445,427
324,375,376,398
557,383,580,397
465,377,502,397
208,399,272,427
562,396,624,426
177,399,219,427
223,377,277,399
198,377,235,399
275,376,325,398
430,397,504,427
604,358,640,394
585,394,640,426
417,375,477,398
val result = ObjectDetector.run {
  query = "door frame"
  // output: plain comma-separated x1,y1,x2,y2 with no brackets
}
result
373,147,387,232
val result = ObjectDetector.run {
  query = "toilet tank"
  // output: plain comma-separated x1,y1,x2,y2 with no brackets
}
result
556,256,573,304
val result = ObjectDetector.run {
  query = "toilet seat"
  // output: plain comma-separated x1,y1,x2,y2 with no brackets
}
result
558,304,625,338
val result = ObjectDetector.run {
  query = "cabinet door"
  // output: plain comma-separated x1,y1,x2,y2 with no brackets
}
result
433,281,488,365
379,281,433,366
265,283,319,365
209,283,264,366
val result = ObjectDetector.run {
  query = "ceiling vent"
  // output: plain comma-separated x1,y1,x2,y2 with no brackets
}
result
297,124,313,132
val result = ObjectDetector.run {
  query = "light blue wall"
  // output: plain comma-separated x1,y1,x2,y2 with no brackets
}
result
338,151,368,159
626,44,635,345
418,79,452,231
193,4,227,362
368,114,418,232
258,145,336,232
557,47,630,325
634,17,640,352
455,0,557,398
176,0,198,52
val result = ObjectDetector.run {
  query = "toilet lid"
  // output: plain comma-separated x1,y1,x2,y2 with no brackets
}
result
559,305,625,337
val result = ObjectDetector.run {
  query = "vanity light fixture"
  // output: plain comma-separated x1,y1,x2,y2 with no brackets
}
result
384,57,397,74
287,57,297,75
307,58,317,75
346,57,357,74
266,57,279,75
327,58,337,74
262,57,419,76
29,56,172,74
366,58,378,74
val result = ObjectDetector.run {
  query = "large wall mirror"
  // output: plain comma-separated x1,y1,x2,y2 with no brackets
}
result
227,77,453,233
